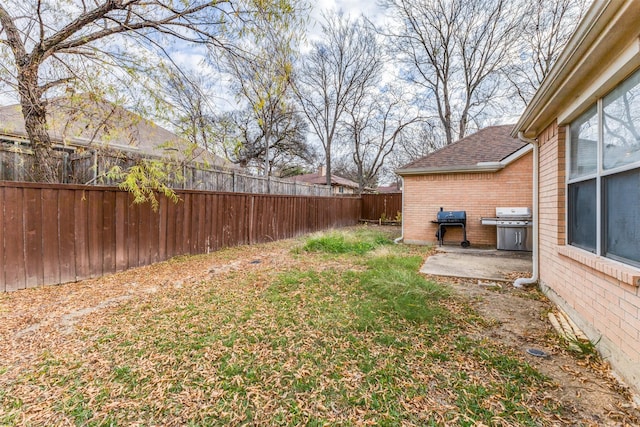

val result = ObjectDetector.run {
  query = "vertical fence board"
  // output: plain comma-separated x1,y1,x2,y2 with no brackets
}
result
42,189,61,286
230,194,238,245
87,190,104,278
127,200,139,268
157,197,168,261
149,202,161,264
176,193,187,254
272,197,280,240
166,196,177,258
241,195,250,245
183,194,191,254
24,188,43,288
138,202,151,266
0,188,5,292
252,195,262,245
270,197,277,241
220,194,228,248
196,197,207,254
102,191,117,275
204,194,213,252
115,192,128,272
214,194,222,250
58,190,76,283
74,190,90,280
189,194,204,254
4,187,25,291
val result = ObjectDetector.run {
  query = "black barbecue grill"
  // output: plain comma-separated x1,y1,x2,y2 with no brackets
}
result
431,208,470,247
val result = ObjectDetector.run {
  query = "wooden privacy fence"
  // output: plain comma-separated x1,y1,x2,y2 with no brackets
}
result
0,182,361,292
0,144,332,197
361,193,402,221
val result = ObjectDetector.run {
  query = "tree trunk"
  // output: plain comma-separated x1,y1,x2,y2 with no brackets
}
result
325,144,332,186
18,68,58,183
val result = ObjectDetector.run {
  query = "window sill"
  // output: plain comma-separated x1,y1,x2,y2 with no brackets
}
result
558,246,640,287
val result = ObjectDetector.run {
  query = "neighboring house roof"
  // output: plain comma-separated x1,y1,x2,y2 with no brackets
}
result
0,96,237,170
376,183,402,193
515,1,640,138
396,125,531,175
289,171,359,189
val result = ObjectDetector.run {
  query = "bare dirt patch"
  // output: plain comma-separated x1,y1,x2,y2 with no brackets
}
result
433,274,640,426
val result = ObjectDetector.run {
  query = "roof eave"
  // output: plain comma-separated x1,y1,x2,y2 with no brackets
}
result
396,163,504,176
396,144,532,176
514,0,640,138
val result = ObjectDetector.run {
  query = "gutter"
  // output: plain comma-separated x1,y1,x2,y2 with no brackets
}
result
514,132,539,288
394,177,405,244
397,163,504,176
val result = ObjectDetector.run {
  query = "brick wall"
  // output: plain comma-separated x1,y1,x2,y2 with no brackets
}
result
537,121,640,393
402,152,533,246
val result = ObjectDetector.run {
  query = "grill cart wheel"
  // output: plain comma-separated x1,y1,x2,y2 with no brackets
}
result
461,240,470,248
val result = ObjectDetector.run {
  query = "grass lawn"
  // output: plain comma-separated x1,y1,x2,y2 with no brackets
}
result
1,228,565,426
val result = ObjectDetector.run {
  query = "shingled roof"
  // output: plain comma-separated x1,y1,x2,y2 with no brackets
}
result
397,125,530,175
288,171,359,189
0,96,237,170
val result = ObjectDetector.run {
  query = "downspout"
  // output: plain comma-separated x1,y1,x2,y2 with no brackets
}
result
394,177,404,244
514,132,539,288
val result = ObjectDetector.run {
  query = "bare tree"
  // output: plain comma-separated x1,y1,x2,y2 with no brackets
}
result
162,69,217,156
382,0,521,145
294,12,383,185
0,0,298,182
216,107,312,175
223,10,303,178
341,86,421,193
507,0,588,104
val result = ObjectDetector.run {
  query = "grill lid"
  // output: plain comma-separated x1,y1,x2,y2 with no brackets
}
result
495,207,531,218
436,210,467,223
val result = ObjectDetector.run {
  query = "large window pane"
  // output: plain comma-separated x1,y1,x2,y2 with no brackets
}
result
603,69,640,170
568,179,597,252
569,105,598,180
604,170,640,266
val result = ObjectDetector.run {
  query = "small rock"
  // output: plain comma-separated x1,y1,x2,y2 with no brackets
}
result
526,348,550,358
478,281,502,289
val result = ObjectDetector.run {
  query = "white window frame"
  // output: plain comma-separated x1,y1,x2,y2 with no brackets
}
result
566,67,640,266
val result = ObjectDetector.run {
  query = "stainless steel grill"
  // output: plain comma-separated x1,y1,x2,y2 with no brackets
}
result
481,207,532,251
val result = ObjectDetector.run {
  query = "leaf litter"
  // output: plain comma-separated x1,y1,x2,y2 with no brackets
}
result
0,225,638,426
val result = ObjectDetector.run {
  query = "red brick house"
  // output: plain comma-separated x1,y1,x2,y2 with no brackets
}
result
396,125,533,247
513,0,640,393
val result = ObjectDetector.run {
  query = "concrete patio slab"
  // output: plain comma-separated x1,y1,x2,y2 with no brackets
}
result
420,246,532,282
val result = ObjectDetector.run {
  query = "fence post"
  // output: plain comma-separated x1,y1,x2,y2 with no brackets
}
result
93,150,98,184
63,152,69,184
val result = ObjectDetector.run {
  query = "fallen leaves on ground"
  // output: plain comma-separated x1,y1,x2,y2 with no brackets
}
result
1,226,638,426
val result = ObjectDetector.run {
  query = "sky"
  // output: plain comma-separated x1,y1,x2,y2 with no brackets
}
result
0,1,383,107
312,0,382,19
308,0,386,39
